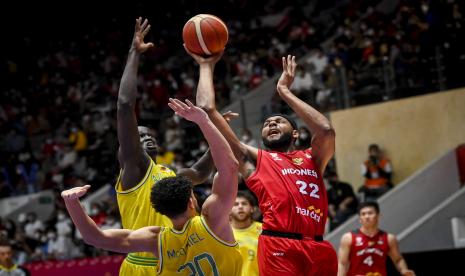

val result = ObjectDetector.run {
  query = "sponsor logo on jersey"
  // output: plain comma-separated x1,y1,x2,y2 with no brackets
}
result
355,236,363,246
269,152,282,161
292,158,304,165
281,168,318,178
356,247,385,257
295,205,322,223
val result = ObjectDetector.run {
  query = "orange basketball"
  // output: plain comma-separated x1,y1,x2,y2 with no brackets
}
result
182,14,228,56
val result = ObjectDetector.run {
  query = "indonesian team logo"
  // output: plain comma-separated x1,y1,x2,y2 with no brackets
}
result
292,158,304,165
355,237,363,246
270,153,282,161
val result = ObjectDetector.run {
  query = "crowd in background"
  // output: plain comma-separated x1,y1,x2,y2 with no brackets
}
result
0,0,464,264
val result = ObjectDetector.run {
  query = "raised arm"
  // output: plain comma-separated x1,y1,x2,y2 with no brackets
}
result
117,17,154,189
337,232,352,276
61,186,159,255
388,234,415,276
177,149,214,185
167,99,238,242
276,55,335,174
185,47,257,178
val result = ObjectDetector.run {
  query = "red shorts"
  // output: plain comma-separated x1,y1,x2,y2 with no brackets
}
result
258,234,337,276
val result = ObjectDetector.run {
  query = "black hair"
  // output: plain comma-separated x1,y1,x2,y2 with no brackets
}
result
263,114,298,130
369,144,380,151
358,201,380,214
151,176,193,218
236,190,256,206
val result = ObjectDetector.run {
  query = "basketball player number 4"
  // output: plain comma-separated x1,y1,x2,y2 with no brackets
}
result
363,256,374,266
178,253,219,276
296,180,320,198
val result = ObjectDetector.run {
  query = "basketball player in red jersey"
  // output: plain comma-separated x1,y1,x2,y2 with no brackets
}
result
185,47,337,275
338,201,415,276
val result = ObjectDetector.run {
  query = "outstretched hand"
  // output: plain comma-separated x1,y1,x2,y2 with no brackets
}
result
184,44,224,67
132,17,154,53
168,98,209,124
277,55,297,93
61,185,91,201
222,111,239,123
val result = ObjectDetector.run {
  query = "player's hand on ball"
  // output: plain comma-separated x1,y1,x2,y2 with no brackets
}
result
184,44,224,66
277,55,297,93
168,98,208,124
133,17,154,53
61,185,91,200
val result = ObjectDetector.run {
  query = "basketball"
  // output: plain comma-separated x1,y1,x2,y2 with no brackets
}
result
182,14,228,56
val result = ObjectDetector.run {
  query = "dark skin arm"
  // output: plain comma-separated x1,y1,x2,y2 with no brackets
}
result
177,149,213,185
117,17,154,190
177,112,239,184
276,55,335,175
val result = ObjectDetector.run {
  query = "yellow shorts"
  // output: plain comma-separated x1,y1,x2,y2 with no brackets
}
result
119,253,158,276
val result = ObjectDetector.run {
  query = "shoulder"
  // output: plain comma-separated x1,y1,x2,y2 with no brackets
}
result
340,232,353,245
387,233,397,243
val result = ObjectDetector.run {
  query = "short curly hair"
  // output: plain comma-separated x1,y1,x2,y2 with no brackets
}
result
151,176,193,218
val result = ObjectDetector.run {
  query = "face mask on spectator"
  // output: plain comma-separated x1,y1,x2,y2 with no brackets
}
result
90,208,99,216
57,213,66,221
18,213,26,223
40,235,48,243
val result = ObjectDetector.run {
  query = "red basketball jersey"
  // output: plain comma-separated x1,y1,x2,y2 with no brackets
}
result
245,149,327,236
347,229,390,276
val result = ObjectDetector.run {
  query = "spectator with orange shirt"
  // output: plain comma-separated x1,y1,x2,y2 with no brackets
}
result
359,144,392,202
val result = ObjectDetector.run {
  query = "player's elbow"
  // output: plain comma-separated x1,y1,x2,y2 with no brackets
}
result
319,124,335,139
82,235,101,248
221,157,239,176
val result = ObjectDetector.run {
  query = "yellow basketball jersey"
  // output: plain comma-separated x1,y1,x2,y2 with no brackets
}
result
116,159,176,272
158,216,242,276
233,221,262,276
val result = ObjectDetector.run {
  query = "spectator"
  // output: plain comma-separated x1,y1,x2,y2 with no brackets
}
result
295,126,312,150
359,144,393,202
240,128,258,148
68,124,87,152
326,171,358,231
23,213,44,242
89,203,106,226
0,241,29,276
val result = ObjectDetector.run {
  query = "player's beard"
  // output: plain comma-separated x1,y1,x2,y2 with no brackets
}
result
263,131,293,151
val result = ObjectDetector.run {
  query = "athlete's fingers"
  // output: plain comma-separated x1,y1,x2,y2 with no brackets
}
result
172,98,189,110
141,18,149,31
141,24,151,38
291,56,297,75
135,17,141,31
185,99,195,107
168,98,184,110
